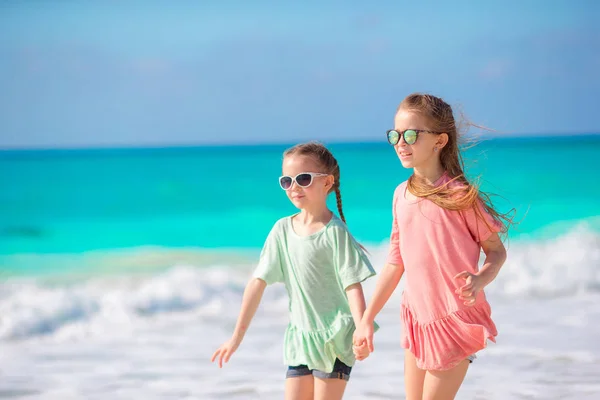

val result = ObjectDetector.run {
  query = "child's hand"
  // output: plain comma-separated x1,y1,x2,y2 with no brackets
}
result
454,271,485,306
353,320,375,353
211,337,241,368
353,340,370,361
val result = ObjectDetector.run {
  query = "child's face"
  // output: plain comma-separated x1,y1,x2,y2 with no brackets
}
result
393,109,441,169
281,154,332,209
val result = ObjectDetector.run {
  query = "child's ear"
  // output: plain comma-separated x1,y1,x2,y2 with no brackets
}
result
325,175,335,191
437,133,449,149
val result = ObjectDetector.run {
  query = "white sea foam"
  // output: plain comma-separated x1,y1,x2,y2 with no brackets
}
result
1,227,599,399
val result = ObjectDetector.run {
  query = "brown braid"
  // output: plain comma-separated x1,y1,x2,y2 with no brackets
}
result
334,188,346,224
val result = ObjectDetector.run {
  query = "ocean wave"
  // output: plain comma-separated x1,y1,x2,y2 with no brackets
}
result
489,224,600,297
1,225,598,342
0,267,252,341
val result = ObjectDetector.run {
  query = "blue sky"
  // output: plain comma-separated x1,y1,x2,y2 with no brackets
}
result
0,1,599,148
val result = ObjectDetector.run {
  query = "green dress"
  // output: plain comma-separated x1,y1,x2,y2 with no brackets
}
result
253,214,377,372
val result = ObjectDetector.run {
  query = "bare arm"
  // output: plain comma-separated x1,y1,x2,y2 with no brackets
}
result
455,232,507,305
230,277,267,342
352,262,404,353
347,282,372,360
362,262,404,323
211,277,267,367
346,282,367,327
477,233,507,286
363,189,405,324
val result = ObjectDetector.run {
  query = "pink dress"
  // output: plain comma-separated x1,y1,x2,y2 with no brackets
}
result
387,174,501,370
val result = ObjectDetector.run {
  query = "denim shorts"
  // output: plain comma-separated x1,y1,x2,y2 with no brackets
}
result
286,358,352,381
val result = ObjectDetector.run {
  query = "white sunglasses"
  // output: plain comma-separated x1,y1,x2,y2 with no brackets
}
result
278,172,329,190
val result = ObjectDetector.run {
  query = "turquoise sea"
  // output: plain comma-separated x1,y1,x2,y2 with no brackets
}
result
1,135,600,399
2,135,599,275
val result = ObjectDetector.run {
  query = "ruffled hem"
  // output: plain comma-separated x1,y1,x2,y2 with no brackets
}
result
284,315,356,373
401,302,497,371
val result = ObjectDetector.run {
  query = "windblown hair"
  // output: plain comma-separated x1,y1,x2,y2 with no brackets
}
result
399,93,515,236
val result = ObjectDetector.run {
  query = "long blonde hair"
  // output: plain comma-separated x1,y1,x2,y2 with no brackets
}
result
399,93,514,235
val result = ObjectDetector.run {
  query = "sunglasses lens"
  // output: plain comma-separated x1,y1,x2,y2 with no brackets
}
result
295,173,313,187
387,130,400,145
279,176,292,190
404,130,418,145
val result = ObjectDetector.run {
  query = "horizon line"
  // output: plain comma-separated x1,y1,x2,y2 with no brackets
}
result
1,132,599,153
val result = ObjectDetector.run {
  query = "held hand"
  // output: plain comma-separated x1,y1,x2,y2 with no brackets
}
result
353,340,370,361
211,337,241,368
353,320,375,353
454,271,485,306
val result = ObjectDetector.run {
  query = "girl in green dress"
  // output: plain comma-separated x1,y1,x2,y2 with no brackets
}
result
212,142,376,400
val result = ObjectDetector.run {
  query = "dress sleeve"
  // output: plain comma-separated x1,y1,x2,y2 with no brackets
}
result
462,200,503,243
334,225,376,290
386,186,404,266
252,222,285,285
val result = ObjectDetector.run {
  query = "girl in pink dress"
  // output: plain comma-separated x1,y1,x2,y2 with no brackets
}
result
352,93,512,400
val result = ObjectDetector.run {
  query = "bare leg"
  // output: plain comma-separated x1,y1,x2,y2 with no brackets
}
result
285,375,314,400
422,359,470,400
404,350,427,400
313,377,348,400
